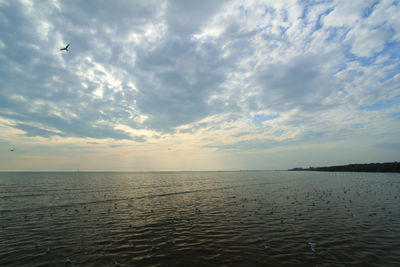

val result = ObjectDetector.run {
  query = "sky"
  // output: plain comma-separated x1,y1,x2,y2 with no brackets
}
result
0,0,399,171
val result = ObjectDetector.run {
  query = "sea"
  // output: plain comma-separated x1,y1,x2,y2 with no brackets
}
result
0,171,399,266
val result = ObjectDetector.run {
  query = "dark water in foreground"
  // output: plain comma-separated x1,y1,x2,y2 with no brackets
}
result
0,171,399,266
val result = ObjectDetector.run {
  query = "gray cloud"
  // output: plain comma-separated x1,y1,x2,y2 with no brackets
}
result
133,35,238,132
0,0,399,153
0,0,152,139
166,0,232,36
254,54,340,112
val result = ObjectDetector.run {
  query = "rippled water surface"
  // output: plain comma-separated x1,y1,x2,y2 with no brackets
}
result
1,171,399,266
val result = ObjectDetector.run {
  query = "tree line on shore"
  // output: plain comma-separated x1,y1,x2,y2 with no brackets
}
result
289,162,400,173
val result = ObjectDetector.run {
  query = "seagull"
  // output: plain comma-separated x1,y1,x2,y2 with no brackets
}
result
308,242,316,253
60,43,70,51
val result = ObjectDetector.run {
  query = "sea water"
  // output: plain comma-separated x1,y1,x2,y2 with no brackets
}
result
0,171,399,266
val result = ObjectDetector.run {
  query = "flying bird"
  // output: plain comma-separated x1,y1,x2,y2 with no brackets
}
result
60,43,70,51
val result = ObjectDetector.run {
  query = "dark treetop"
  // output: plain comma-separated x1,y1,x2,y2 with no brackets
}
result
289,162,400,173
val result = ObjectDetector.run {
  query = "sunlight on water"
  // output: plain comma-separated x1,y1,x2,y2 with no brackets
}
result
0,171,399,266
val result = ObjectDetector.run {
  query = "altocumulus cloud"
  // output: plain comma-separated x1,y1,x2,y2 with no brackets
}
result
0,0,399,158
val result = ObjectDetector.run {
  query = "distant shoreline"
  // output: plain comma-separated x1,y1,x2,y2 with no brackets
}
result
288,162,400,173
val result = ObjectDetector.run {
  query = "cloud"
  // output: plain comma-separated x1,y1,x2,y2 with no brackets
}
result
345,25,388,58
166,0,232,36
134,38,231,131
0,0,399,170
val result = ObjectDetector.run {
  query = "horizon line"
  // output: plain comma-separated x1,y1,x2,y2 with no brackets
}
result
0,169,286,173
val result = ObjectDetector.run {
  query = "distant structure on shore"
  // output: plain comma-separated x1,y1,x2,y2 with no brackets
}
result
289,162,400,173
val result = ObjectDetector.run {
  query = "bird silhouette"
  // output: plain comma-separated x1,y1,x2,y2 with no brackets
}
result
60,43,70,51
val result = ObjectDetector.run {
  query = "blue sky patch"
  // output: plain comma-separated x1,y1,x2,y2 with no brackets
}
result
250,114,279,126
360,95,400,111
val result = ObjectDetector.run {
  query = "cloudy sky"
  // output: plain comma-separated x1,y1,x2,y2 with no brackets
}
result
0,0,399,171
